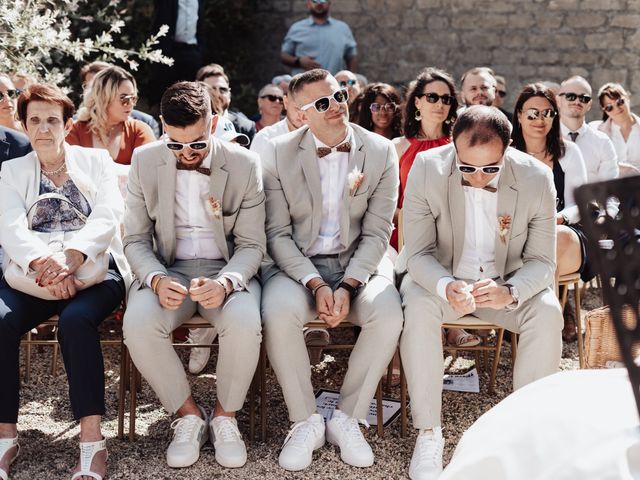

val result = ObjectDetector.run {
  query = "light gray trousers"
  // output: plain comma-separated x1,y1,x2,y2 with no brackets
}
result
123,259,262,414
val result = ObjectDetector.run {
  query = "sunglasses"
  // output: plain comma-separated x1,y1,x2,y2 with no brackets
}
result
456,161,503,175
603,97,625,113
416,92,454,106
339,79,357,88
524,108,557,121
164,136,210,151
260,94,283,103
0,89,19,101
559,92,592,104
497,90,507,98
119,94,138,107
299,89,349,113
370,102,398,113
311,0,328,3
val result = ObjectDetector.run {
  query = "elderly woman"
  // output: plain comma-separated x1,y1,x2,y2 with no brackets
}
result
356,82,402,140
511,83,589,341
67,66,154,164
255,84,284,131
0,84,130,480
0,74,23,133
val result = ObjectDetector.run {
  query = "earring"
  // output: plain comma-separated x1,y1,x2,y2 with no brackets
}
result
414,109,422,121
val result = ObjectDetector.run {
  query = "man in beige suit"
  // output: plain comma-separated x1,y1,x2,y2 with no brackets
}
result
261,69,403,472
397,106,563,480
122,82,265,470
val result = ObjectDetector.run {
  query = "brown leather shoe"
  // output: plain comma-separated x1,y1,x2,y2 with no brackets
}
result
562,297,578,343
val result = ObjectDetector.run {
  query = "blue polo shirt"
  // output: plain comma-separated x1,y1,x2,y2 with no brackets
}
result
281,16,357,75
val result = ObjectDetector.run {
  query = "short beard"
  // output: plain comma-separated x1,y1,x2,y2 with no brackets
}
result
310,8,329,20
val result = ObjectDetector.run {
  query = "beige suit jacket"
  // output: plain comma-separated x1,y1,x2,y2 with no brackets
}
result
262,124,398,284
396,144,557,304
123,137,266,289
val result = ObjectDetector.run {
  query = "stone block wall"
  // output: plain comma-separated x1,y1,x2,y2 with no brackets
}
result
255,0,640,118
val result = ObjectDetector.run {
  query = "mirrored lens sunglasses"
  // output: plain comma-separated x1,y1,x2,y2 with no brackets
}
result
299,89,349,113
370,102,398,113
524,108,557,121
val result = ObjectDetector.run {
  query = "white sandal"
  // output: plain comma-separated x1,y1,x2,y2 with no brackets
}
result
0,437,19,480
70,438,107,480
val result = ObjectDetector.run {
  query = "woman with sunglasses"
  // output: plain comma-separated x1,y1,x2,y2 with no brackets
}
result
356,83,402,140
511,83,590,341
67,66,154,165
594,83,640,173
0,74,24,133
255,84,284,132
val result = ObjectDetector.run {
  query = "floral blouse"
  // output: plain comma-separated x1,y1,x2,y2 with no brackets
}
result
31,175,92,233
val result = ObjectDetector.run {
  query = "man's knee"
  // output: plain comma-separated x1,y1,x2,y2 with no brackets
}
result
521,289,563,334
217,299,262,339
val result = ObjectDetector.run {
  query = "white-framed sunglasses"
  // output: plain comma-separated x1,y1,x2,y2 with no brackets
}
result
299,89,349,113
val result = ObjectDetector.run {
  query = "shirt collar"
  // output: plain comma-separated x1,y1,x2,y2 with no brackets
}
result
561,121,588,137
307,15,332,25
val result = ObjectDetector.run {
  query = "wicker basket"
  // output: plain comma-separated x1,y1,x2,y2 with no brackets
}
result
584,305,639,369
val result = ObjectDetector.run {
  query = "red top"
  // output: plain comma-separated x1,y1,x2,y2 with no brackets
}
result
391,135,450,250
66,119,155,165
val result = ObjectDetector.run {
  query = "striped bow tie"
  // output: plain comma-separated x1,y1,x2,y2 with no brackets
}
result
461,179,497,193
317,141,352,158
176,163,211,176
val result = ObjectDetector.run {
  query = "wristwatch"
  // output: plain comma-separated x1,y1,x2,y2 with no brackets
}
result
338,281,360,299
504,283,520,307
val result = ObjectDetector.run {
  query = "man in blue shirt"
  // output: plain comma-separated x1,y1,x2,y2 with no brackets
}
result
0,126,31,164
281,0,358,75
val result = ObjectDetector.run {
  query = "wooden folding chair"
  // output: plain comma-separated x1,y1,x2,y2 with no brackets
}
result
557,272,584,367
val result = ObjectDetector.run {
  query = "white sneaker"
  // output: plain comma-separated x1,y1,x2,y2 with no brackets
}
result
279,413,326,471
326,409,374,467
166,407,209,468
187,327,217,374
209,416,247,468
409,427,444,480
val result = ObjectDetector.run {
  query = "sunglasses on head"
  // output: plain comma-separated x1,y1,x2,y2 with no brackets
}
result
456,161,503,175
524,108,557,121
497,90,507,98
164,137,210,151
260,94,283,103
370,102,398,113
603,97,625,113
416,92,454,106
559,92,592,104
0,89,19,101
119,94,138,107
299,89,349,113
339,79,357,88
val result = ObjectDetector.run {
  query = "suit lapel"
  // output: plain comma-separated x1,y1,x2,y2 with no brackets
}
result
495,159,518,278
299,130,323,249
340,128,365,247
0,138,9,161
209,141,229,260
448,159,465,273
157,151,177,264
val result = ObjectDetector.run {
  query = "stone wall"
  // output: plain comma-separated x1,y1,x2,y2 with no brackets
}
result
255,0,640,118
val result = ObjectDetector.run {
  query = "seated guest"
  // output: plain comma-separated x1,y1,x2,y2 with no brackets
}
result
459,67,497,109
0,84,130,480
272,74,293,95
0,125,31,164
397,106,562,479
557,76,618,182
122,81,264,469
80,61,160,138
493,74,513,122
511,84,591,341
594,83,640,173
335,70,362,121
255,84,284,131
356,83,402,140
0,74,24,133
67,66,155,164
261,69,403,472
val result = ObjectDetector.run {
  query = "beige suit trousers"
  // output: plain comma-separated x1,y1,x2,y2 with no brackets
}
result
123,259,262,414
262,255,403,422
399,275,563,430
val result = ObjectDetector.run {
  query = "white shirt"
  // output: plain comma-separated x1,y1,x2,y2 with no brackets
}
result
174,0,199,45
436,175,500,299
561,122,618,182
250,119,293,160
557,141,588,225
594,115,640,170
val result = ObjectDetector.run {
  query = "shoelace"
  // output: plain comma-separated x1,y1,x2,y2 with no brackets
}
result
416,430,443,465
340,417,370,446
170,416,201,443
282,420,321,448
214,419,240,443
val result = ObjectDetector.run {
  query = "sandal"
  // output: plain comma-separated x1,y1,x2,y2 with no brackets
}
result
447,329,482,348
71,438,108,480
0,437,19,480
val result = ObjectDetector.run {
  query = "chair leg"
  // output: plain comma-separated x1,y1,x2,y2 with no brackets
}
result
51,342,59,377
117,340,128,440
575,281,584,368
510,333,518,368
249,368,257,442
489,328,505,395
400,358,408,438
260,343,267,442
24,330,32,384
376,380,383,437
559,284,569,311
128,353,138,442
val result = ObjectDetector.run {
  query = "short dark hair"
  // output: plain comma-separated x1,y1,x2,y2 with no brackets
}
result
511,83,565,163
80,61,112,83
357,82,403,138
195,63,229,84
452,105,511,151
288,69,330,98
460,67,496,89
17,83,75,124
161,81,211,127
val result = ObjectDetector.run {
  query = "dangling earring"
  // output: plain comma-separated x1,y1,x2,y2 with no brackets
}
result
414,109,422,121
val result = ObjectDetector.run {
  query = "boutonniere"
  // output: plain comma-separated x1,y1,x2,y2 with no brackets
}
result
497,215,512,244
347,167,365,196
206,195,222,219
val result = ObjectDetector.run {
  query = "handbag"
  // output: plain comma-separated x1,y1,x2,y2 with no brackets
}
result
2,192,109,300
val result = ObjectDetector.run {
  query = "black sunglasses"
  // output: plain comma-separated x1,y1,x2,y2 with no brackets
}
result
559,92,592,104
0,89,19,101
416,92,454,106
260,94,283,103
603,97,625,113
339,79,357,88
299,89,349,113
497,90,507,98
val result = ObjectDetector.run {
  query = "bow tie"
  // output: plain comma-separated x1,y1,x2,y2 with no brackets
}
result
176,162,211,176
317,141,352,158
461,179,497,193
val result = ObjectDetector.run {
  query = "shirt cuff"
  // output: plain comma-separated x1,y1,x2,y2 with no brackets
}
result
436,276,455,301
144,271,166,288
301,273,322,288
218,273,244,292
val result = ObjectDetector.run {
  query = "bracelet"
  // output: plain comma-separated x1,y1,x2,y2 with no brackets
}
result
214,279,230,302
151,274,166,295
338,281,359,299
293,57,301,67
311,282,330,297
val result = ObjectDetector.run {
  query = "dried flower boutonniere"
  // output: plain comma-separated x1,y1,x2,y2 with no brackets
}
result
347,167,365,196
206,195,222,220
497,215,512,244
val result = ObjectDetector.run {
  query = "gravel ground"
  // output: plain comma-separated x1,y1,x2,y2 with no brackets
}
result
10,287,599,480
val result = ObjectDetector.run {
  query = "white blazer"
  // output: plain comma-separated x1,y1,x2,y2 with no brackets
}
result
0,143,132,289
